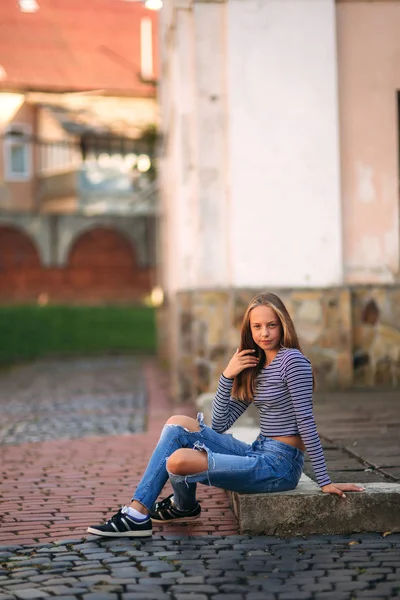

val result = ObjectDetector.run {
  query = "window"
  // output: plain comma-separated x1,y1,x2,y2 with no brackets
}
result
4,124,32,181
140,17,153,80
18,0,39,13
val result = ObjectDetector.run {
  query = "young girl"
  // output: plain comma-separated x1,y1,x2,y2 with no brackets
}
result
87,292,364,538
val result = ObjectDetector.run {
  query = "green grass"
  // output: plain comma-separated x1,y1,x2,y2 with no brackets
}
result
0,305,156,365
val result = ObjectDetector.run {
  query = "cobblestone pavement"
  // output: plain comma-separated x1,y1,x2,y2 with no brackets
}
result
1,357,399,599
313,390,400,483
0,358,237,546
0,358,146,445
0,533,399,599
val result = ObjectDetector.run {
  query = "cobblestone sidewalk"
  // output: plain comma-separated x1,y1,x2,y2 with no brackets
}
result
0,358,146,445
0,357,237,546
0,357,399,599
0,533,399,599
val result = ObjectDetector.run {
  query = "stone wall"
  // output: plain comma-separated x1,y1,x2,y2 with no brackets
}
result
163,286,400,401
352,286,400,387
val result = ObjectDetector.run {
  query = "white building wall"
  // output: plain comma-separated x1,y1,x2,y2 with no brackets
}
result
159,0,343,293
159,1,230,294
227,0,342,288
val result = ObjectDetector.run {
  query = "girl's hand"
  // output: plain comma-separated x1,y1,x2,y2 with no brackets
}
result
223,349,259,379
321,483,365,498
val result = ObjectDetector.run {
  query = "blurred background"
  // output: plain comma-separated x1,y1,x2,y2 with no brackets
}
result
0,0,160,363
0,0,399,399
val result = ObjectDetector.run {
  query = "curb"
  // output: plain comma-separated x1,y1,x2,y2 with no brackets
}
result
230,481,400,536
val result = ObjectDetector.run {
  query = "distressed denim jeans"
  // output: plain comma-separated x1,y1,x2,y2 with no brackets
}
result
132,413,305,512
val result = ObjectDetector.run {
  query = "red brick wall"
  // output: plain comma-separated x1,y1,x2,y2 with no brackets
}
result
0,226,154,304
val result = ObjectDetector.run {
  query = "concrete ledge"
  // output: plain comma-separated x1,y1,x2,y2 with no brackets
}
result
229,481,400,536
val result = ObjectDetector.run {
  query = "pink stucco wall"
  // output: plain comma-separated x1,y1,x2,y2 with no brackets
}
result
337,1,400,283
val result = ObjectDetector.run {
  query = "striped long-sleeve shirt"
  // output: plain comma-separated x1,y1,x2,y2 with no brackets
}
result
211,347,331,487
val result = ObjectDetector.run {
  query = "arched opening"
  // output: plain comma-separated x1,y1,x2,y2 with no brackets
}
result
0,226,41,270
66,227,152,301
68,227,136,269
0,226,44,302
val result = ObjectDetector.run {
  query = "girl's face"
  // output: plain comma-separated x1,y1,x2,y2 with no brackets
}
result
250,305,282,353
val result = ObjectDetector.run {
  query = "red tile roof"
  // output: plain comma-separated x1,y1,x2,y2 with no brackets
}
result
0,0,159,95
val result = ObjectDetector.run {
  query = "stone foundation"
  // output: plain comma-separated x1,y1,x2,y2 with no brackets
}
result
161,286,400,401
352,286,400,387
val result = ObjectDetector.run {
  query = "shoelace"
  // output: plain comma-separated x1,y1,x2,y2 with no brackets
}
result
155,496,173,511
106,507,126,524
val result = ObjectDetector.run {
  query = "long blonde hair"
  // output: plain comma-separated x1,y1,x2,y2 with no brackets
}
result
231,292,311,401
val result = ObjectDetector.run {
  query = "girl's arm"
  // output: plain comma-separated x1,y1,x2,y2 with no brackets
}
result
211,349,258,433
282,350,331,487
211,374,249,433
283,351,364,497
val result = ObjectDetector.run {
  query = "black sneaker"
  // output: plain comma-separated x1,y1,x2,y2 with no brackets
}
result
150,494,201,523
87,507,152,538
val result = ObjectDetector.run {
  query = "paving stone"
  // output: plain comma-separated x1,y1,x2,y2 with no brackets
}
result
14,591,50,599
40,569,67,575
101,557,131,564
11,569,39,576
0,555,12,561
34,578,79,586
81,553,111,560
173,596,208,600
244,594,275,600
323,575,353,583
107,567,139,577
135,578,170,586
159,572,181,579
168,584,218,594
73,570,109,578
299,583,334,592
82,594,118,600
145,564,176,574
77,575,113,584
357,589,397,597
278,595,311,600
72,561,102,568
125,585,166,593
89,585,124,594
175,577,205,584
334,581,370,591
122,595,171,600
4,583,39,592
39,586,73,595
46,597,78,600
218,585,259,594
211,596,244,600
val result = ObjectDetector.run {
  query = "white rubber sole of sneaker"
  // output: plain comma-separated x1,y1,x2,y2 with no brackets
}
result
150,514,200,523
86,527,152,537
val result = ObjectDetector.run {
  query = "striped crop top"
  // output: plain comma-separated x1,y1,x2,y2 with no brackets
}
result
211,347,331,487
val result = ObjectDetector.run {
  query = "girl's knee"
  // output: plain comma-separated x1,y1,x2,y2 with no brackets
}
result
165,415,200,432
167,448,208,476
166,449,186,474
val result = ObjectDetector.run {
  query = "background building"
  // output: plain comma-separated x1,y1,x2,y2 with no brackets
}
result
0,0,159,304
158,0,400,396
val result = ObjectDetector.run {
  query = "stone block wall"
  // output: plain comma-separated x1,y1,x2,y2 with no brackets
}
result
162,286,400,402
352,286,400,387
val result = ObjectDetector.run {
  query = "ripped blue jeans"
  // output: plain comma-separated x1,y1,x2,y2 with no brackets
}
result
132,413,304,512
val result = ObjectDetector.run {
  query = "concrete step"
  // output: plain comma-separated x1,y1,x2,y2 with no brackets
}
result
229,480,400,536
195,399,400,536
225,426,400,537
